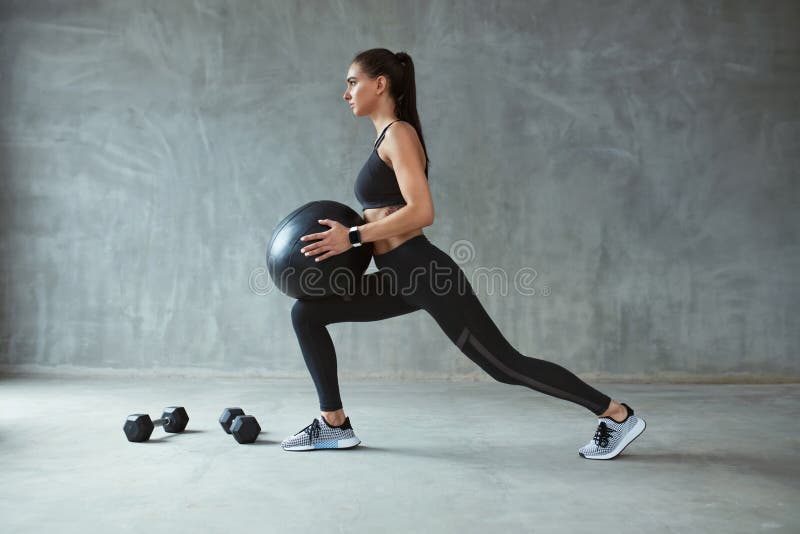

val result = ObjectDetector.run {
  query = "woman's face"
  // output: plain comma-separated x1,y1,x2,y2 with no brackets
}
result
343,63,380,116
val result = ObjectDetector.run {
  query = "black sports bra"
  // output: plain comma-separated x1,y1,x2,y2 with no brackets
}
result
354,120,428,210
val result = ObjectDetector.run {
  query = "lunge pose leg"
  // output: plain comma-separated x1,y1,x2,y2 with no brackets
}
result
373,235,647,460
283,270,421,451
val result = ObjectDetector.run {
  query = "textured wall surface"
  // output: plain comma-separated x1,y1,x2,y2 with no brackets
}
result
1,0,798,379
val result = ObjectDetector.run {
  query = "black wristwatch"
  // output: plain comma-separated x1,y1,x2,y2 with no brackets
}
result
348,226,362,247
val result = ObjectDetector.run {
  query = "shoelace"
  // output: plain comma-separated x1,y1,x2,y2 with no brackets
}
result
302,418,321,442
593,421,616,448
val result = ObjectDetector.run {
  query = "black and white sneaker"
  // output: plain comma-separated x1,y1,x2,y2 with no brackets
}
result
578,403,646,460
281,415,361,451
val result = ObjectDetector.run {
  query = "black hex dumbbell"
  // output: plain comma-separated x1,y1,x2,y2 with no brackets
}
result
219,407,261,444
124,406,190,442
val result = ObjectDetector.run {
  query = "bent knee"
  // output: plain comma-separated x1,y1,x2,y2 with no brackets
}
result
291,299,318,325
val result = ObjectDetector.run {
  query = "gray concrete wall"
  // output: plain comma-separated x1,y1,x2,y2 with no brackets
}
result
0,0,797,379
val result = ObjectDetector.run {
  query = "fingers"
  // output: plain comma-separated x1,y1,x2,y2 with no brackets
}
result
299,219,337,243
298,219,342,261
298,244,328,261
301,245,345,262
299,231,326,245
314,250,335,262
300,239,327,254
300,221,335,243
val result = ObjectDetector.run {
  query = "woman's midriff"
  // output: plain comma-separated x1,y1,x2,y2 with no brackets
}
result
363,204,424,256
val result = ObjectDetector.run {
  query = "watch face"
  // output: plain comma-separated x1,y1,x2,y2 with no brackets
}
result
349,228,360,245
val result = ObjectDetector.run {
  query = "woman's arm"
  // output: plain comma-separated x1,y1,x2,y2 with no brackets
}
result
357,123,434,243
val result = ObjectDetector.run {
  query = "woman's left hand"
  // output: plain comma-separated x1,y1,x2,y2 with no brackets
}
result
299,219,353,262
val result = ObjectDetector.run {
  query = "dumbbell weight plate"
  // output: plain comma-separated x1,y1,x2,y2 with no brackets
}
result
231,415,261,444
219,407,246,434
124,414,155,442
161,406,190,433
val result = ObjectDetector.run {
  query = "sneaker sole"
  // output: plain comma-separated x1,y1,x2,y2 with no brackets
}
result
282,437,361,451
578,418,646,460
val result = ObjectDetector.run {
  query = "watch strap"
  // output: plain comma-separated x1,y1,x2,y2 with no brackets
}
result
349,226,362,247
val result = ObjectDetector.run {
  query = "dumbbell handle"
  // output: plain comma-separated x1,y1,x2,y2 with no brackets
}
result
151,416,173,428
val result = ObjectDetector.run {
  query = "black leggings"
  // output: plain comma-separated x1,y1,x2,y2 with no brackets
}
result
290,234,612,416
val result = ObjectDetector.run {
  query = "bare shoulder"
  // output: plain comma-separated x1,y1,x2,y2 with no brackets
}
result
390,120,418,139
376,120,426,173
384,120,422,150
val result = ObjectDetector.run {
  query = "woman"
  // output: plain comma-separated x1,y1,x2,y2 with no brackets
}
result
281,48,646,459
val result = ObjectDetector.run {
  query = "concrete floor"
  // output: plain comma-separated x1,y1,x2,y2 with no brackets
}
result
0,377,797,533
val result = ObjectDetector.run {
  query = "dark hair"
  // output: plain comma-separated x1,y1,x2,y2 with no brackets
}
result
351,48,431,175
